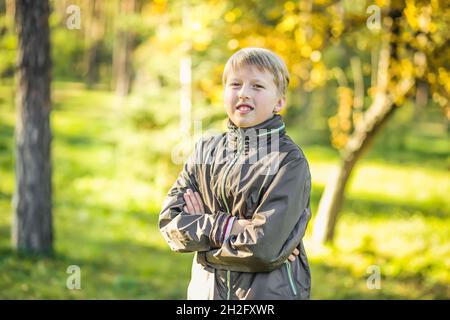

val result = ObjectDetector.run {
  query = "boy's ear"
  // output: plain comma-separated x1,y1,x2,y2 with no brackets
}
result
273,96,286,113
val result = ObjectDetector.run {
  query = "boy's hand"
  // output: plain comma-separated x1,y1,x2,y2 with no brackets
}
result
183,189,205,214
182,188,300,261
288,248,300,262
230,219,252,236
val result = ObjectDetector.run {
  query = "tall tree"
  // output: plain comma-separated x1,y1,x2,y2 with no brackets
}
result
13,0,53,253
84,0,105,88
112,0,137,97
311,1,449,245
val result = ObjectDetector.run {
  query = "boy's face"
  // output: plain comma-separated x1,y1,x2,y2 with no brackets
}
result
223,65,286,128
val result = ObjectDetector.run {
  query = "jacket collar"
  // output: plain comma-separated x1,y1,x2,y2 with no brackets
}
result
226,114,286,152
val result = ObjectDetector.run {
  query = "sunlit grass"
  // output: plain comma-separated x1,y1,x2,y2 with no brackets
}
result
0,82,449,299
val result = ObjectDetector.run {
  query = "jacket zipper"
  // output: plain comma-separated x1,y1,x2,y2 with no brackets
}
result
285,261,298,296
221,129,244,300
221,123,284,212
221,129,244,214
220,125,285,300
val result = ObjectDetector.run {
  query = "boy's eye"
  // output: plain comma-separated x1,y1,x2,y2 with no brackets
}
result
230,82,240,86
253,84,264,89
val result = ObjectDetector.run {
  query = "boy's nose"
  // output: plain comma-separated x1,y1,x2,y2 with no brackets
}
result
238,87,251,99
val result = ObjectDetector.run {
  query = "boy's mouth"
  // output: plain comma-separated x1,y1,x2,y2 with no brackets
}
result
236,104,254,114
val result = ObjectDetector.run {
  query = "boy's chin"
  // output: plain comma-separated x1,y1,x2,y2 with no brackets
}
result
230,117,261,128
229,114,275,128
229,117,253,128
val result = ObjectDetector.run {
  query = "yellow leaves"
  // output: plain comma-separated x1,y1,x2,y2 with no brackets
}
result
427,72,436,84
224,8,242,23
278,107,288,116
416,33,429,49
227,39,239,50
374,0,389,7
266,7,283,21
329,128,349,149
404,0,418,30
404,0,434,34
292,63,309,81
277,14,298,33
432,92,448,109
310,64,326,85
353,112,363,127
437,68,450,94
199,77,223,107
392,58,414,79
310,50,322,62
275,41,287,52
284,1,296,12
329,86,354,149
147,0,167,15
367,86,377,98
300,45,312,58
231,24,242,35
310,34,324,49
192,35,211,52
224,11,236,23
338,87,353,112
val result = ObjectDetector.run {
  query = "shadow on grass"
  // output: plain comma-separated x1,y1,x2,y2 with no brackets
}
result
0,229,193,299
1,223,449,299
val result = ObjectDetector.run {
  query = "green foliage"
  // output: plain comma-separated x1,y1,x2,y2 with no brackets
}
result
1,83,449,299
1,0,449,299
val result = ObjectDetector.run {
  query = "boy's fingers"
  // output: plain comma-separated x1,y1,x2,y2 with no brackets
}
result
183,193,195,213
187,189,201,213
288,255,295,262
293,248,299,256
193,192,205,213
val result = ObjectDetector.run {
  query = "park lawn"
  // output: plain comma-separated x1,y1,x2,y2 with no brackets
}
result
0,83,449,299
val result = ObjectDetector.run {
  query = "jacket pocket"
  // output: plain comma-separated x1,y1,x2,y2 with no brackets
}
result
284,261,298,297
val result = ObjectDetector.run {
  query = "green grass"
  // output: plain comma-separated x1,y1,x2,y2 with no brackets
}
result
0,82,449,299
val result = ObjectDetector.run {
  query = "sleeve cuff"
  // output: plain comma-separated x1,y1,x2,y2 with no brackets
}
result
210,212,234,248
223,216,236,243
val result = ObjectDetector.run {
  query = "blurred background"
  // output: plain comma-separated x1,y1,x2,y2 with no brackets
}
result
0,0,449,299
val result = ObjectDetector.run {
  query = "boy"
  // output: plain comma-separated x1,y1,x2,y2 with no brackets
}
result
159,47,312,300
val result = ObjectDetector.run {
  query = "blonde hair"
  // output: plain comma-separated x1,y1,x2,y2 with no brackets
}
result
222,47,290,97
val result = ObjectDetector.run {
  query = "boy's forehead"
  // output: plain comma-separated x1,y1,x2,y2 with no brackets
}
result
227,64,274,81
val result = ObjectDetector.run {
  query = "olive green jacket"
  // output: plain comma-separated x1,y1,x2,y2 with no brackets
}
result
159,114,312,300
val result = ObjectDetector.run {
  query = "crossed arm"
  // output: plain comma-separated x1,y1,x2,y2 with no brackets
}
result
183,188,300,262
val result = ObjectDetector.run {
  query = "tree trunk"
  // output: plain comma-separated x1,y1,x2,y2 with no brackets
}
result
84,0,104,89
112,0,136,97
311,13,413,245
311,101,398,244
13,0,53,253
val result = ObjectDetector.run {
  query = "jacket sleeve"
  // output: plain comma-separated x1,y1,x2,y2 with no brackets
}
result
203,156,312,272
159,138,233,253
